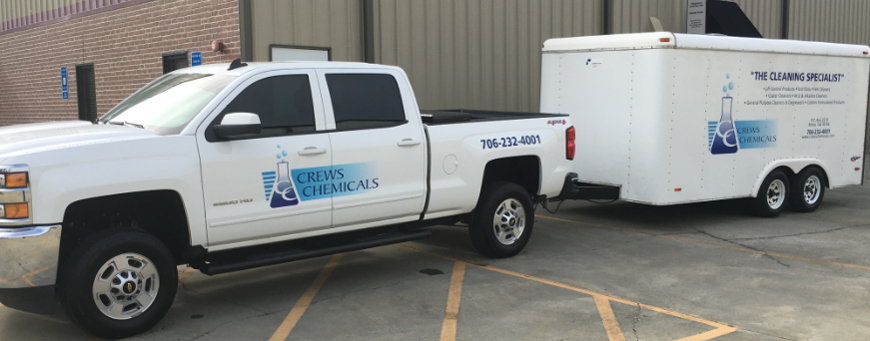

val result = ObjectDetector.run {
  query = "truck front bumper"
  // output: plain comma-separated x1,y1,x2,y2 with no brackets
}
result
0,224,62,314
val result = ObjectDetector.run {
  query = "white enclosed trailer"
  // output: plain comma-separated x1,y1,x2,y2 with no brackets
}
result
542,32,870,216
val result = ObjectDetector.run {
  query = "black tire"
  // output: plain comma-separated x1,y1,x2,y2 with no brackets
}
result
788,167,826,213
60,229,178,340
469,182,535,258
752,170,789,217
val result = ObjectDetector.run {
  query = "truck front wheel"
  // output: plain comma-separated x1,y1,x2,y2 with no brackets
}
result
789,167,825,212
470,182,534,258
752,170,789,217
60,229,178,340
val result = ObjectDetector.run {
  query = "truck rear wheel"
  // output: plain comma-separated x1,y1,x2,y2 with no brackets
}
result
789,167,825,212
60,229,178,340
470,182,534,258
752,170,789,217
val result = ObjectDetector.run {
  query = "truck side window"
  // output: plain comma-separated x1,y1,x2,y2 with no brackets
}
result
326,74,406,130
220,75,316,136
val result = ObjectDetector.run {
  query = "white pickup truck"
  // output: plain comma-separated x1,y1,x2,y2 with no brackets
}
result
0,60,576,339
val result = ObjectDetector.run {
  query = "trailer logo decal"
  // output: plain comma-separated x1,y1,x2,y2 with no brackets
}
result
547,119,567,125
709,76,777,154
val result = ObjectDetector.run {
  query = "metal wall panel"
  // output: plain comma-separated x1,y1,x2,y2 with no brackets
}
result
610,0,686,34
373,0,602,112
250,0,363,62
788,0,870,46
730,0,781,39
787,0,870,150
1,1,146,34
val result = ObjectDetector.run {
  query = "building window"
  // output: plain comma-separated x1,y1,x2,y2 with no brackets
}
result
75,63,97,122
162,51,189,74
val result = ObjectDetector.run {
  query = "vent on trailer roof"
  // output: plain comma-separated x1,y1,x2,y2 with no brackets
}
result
706,0,763,38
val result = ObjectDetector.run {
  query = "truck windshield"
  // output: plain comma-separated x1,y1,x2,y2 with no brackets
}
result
100,73,237,135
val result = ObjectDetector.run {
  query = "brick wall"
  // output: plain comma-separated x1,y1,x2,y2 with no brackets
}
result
0,0,241,126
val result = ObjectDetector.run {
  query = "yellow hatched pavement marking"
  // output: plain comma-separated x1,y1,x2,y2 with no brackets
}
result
440,261,466,341
269,253,344,341
539,215,870,271
594,295,626,341
397,244,736,341
178,267,196,282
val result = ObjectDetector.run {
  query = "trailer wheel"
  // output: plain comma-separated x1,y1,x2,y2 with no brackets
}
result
60,229,178,340
469,182,534,258
789,167,825,213
752,170,789,217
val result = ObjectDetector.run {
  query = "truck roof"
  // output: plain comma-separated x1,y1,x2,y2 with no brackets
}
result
174,61,402,76
543,32,870,58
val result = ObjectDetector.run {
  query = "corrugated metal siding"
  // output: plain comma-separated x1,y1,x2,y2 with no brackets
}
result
787,0,870,150
1,1,136,32
730,0,781,39
788,0,870,46
250,0,363,62
610,0,686,34
373,0,602,112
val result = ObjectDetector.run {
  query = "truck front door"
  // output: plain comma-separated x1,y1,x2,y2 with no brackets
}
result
316,70,427,228
197,70,333,246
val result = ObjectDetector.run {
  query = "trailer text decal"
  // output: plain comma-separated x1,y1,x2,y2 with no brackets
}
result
750,71,845,82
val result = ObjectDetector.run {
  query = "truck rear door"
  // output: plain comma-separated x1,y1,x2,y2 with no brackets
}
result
316,69,427,227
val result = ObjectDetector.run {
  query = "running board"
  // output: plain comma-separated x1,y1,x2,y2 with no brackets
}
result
198,230,432,276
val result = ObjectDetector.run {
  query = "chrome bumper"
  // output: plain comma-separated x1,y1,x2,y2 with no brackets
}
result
0,225,61,289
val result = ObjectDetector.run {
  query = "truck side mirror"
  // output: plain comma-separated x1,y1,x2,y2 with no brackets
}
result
214,113,261,140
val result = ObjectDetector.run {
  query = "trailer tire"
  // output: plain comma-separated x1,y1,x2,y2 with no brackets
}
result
469,182,534,258
789,167,825,213
60,229,178,340
752,170,789,217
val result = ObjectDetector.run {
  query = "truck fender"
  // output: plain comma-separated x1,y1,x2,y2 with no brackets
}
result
751,158,831,198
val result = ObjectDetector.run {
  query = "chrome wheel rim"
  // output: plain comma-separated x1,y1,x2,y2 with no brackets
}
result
803,175,822,205
92,253,160,320
766,179,786,210
492,198,526,245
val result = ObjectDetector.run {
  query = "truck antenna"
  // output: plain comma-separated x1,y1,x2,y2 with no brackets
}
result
228,59,248,71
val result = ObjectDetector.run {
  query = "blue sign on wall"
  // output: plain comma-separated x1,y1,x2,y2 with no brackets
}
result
61,67,68,100
191,52,202,66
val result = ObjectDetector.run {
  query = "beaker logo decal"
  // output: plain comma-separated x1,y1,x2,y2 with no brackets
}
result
267,161,300,208
710,97,738,155
262,145,300,208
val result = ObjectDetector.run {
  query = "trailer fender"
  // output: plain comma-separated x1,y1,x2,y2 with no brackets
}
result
751,159,831,198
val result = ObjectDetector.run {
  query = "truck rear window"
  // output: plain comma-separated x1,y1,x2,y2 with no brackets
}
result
325,74,406,130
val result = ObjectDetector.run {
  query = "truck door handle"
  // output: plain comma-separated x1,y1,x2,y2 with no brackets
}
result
397,138,421,147
298,147,327,156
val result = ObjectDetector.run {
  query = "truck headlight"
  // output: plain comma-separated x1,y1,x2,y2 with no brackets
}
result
0,203,28,219
0,173,27,188
0,166,31,225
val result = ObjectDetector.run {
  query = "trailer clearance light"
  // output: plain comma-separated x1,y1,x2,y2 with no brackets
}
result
2,203,28,219
864,51,869,55
566,126,576,160
660,38,671,43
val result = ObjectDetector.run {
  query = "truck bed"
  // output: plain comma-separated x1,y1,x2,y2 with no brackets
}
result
421,109,567,125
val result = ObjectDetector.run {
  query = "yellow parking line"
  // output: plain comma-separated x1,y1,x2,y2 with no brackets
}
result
269,254,344,341
593,295,626,341
539,215,870,271
178,267,196,282
395,244,735,340
20,264,56,287
440,261,466,341
675,326,738,341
